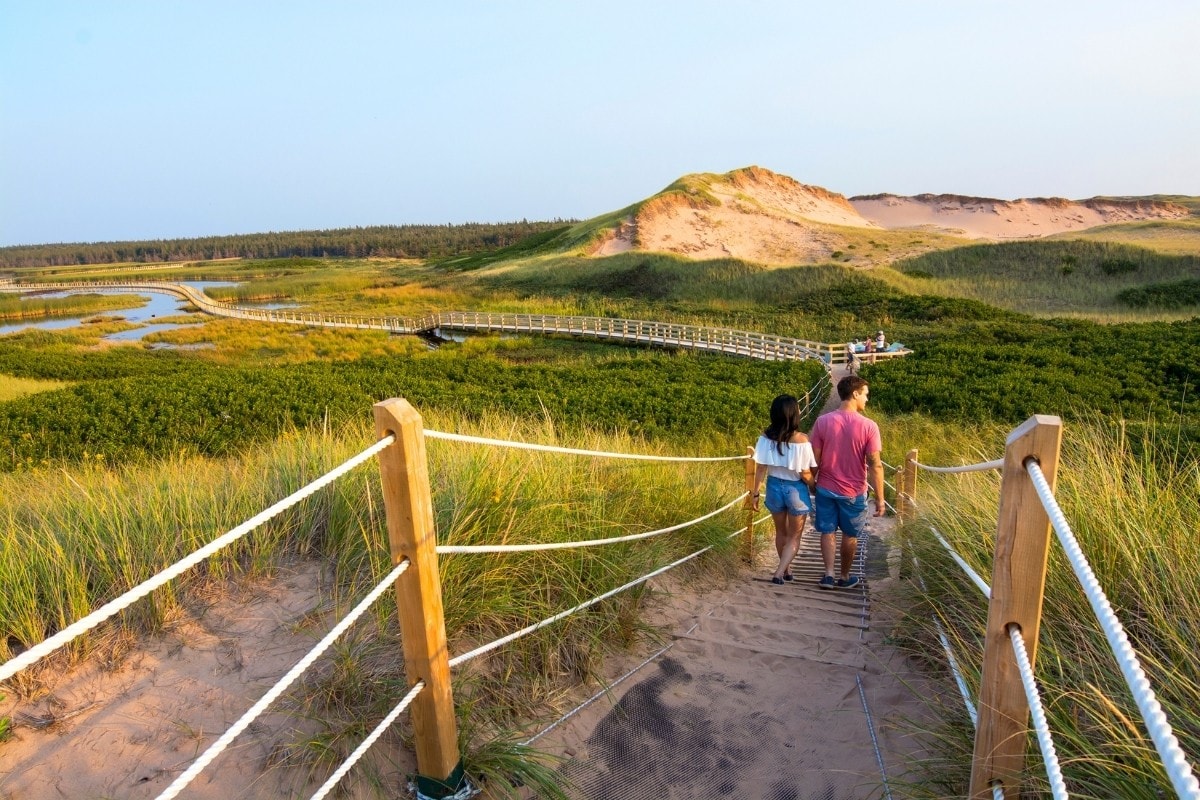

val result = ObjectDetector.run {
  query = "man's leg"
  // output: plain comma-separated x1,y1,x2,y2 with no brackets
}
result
839,534,858,581
821,533,836,578
813,487,838,587
837,493,870,584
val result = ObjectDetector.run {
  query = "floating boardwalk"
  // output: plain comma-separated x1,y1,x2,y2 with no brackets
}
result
0,280,913,367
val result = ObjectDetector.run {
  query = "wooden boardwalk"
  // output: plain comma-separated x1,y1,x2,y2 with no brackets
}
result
527,512,938,800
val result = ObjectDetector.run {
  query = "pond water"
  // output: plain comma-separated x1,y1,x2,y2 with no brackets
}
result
0,282,237,342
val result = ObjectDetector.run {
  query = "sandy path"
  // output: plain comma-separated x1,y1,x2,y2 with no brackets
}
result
524,508,939,800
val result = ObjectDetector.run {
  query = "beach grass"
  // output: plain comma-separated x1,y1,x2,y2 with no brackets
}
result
0,375,72,403
890,415,1200,797
0,410,746,793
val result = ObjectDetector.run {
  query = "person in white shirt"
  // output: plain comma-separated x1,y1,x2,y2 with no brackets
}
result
750,395,818,584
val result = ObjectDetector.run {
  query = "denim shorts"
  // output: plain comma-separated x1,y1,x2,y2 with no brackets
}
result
764,475,812,516
813,485,869,538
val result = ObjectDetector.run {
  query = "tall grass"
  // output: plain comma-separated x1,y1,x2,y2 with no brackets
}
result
895,416,1200,798
0,409,746,794
0,375,72,402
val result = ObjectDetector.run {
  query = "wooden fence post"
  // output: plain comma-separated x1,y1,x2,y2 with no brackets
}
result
900,448,918,522
744,446,757,564
969,415,1063,799
374,398,466,798
897,448,918,580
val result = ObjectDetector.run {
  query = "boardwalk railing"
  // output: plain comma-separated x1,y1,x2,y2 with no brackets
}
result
0,279,913,366
894,416,1200,800
0,397,771,799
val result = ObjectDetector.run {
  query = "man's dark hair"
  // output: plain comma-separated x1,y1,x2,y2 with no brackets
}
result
837,375,868,401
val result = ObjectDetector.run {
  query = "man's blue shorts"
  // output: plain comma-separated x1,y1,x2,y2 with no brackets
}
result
764,475,812,516
813,485,869,538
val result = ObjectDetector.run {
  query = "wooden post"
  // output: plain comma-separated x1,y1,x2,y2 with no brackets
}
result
969,415,1063,799
900,448,919,521
373,398,464,795
744,446,757,564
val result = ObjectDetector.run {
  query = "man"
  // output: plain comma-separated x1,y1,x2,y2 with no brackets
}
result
809,375,885,590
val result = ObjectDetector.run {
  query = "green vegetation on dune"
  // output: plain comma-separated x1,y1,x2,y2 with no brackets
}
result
1048,218,1200,256
894,239,1200,316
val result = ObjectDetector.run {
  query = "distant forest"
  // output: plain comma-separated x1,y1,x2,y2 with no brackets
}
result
0,220,574,269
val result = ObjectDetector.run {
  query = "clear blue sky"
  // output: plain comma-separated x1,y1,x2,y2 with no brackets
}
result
3,1,1198,246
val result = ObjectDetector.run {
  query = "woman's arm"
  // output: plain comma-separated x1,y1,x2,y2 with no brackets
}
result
752,463,767,510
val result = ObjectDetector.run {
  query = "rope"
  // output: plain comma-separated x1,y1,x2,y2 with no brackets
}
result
437,493,747,553
857,673,894,800
308,680,427,800
156,559,411,800
915,561,979,728
0,435,395,683
1025,460,1200,799
423,429,748,461
1008,624,1069,800
930,526,992,599
447,522,758,668
913,458,1004,474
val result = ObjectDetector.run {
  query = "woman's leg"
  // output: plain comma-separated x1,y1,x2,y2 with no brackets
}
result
774,511,806,580
775,512,807,579
772,509,789,563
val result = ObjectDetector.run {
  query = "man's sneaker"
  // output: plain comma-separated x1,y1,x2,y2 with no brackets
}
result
818,575,835,589
836,575,862,590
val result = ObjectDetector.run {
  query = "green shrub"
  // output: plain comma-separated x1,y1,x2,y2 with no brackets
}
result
1099,257,1138,276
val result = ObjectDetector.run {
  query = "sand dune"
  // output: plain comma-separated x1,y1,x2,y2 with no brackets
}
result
590,167,1190,263
850,193,1188,241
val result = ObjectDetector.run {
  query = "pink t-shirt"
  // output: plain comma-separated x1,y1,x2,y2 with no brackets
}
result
809,410,881,497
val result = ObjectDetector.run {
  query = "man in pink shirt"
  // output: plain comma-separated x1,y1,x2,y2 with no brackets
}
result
808,376,886,590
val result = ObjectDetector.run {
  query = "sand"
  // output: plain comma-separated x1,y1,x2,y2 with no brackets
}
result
591,166,1189,264
0,562,415,799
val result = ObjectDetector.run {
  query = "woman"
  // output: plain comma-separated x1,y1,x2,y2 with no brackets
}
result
751,395,818,584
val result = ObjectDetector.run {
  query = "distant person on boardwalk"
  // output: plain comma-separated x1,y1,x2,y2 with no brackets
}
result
751,395,818,585
846,341,859,375
809,376,885,590
875,330,886,353
863,337,875,364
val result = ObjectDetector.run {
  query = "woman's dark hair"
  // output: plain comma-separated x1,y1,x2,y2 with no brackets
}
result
764,394,802,455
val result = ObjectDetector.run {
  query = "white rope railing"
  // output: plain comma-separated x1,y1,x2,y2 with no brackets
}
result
0,436,395,683
930,527,992,599
1008,624,1069,800
1026,460,1200,799
437,493,747,553
156,558,411,800
915,564,979,728
424,429,749,462
446,519,766,669
913,458,1004,474
308,680,427,800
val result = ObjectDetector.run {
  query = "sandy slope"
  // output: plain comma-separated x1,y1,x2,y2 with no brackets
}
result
850,193,1189,241
590,166,1189,264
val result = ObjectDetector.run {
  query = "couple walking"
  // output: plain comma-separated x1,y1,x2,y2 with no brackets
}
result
750,376,885,589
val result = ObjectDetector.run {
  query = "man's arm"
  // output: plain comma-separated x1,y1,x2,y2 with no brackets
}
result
867,451,885,515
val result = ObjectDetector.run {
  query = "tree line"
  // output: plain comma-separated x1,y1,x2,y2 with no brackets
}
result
0,220,574,269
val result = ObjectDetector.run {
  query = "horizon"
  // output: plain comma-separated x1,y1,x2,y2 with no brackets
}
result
3,1,1198,248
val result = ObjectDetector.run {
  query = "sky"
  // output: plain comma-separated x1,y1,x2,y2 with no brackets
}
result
2,1,1198,247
